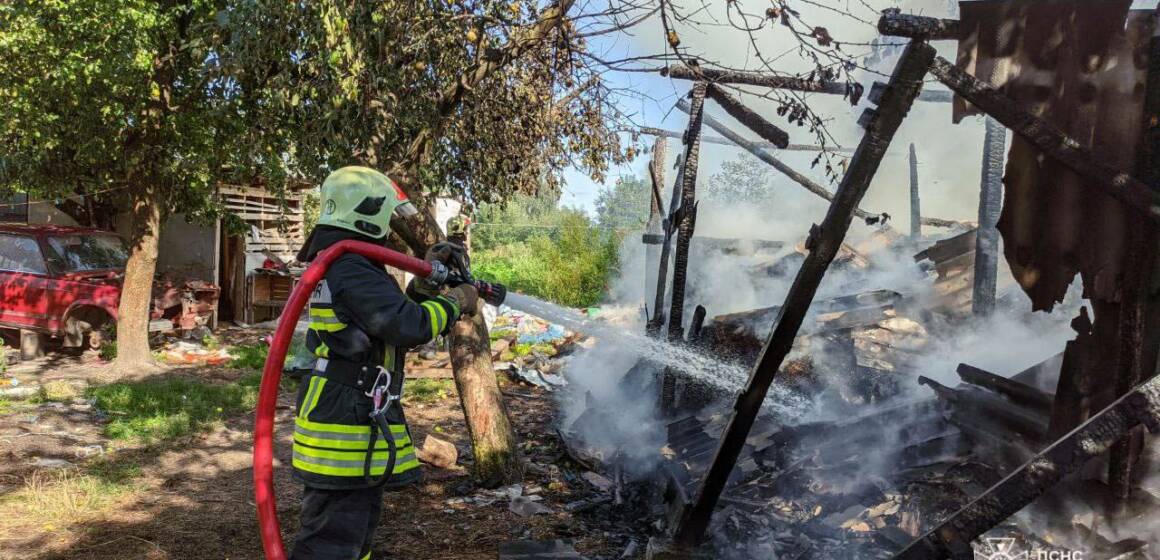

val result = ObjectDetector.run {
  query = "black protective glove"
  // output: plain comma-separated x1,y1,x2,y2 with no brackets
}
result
443,283,479,316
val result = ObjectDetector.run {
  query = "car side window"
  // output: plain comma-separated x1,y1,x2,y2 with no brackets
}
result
0,234,48,275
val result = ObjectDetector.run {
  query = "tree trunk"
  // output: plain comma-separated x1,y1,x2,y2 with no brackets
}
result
448,310,521,487
114,183,162,370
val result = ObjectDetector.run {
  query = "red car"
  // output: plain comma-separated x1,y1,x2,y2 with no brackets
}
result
0,225,127,349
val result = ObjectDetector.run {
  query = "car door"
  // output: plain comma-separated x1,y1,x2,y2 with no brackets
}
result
0,233,51,332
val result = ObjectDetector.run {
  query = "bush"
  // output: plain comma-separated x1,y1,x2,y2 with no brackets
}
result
473,212,619,308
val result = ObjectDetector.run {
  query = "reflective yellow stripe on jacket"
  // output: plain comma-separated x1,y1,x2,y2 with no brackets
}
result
292,377,419,478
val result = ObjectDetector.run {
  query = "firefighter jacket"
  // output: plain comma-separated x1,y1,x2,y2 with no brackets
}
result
293,227,459,489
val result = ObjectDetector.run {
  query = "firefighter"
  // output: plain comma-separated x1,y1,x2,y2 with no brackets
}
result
291,166,477,560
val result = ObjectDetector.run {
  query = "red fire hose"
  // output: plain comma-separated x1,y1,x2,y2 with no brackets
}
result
252,240,434,560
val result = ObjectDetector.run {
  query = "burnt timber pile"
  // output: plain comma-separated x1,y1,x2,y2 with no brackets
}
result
554,3,1160,559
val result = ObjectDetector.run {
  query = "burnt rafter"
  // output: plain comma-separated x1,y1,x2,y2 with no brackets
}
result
928,55,1160,223
634,126,848,153
664,64,860,102
704,83,790,149
669,39,936,548
878,9,960,40
894,372,1160,560
675,98,881,222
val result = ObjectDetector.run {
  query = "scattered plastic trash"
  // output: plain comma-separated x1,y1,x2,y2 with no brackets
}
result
159,341,232,366
503,364,567,392
508,495,552,516
32,457,72,469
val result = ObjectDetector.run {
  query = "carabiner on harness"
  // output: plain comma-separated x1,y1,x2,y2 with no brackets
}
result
364,366,401,485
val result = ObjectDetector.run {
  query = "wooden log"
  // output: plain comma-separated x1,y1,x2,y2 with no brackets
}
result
893,372,1160,560
676,99,881,221
664,65,851,97
634,127,846,152
704,84,789,149
668,83,708,343
928,55,1160,223
448,309,522,487
877,9,959,40
671,40,936,547
972,117,1004,317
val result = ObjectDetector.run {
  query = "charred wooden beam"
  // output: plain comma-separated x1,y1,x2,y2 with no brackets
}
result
647,153,685,338
641,233,783,252
704,83,789,149
909,143,921,238
634,127,846,152
667,83,708,343
1109,6,1160,500
645,137,667,324
956,363,1053,413
894,372,1160,560
670,40,935,548
973,117,1005,317
676,99,881,222
928,55,1160,223
664,64,851,98
870,81,954,104
877,9,959,40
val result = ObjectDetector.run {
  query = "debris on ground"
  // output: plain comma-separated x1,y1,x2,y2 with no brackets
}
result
417,434,458,469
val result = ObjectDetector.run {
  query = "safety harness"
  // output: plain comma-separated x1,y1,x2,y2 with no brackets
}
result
308,358,404,485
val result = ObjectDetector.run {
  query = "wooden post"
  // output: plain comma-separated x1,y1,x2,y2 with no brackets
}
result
676,99,881,221
667,83,708,343
973,117,1005,317
448,310,521,487
909,143,921,238
647,154,685,337
1109,7,1160,500
645,138,668,322
669,40,935,548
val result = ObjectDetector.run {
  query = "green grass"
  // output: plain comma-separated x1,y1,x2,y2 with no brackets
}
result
0,396,11,415
404,379,455,404
87,374,262,443
229,343,269,371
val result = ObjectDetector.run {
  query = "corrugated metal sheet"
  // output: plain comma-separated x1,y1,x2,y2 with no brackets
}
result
954,1,1152,310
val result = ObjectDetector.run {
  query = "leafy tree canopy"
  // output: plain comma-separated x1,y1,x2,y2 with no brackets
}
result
594,174,651,231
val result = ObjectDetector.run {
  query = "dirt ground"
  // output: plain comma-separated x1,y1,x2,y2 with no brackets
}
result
0,337,630,559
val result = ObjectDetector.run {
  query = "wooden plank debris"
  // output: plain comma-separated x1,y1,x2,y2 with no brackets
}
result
894,372,1160,559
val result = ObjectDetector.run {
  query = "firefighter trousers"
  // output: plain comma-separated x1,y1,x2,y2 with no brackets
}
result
290,484,384,560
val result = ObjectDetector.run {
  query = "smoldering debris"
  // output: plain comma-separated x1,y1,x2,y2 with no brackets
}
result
550,217,1157,559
